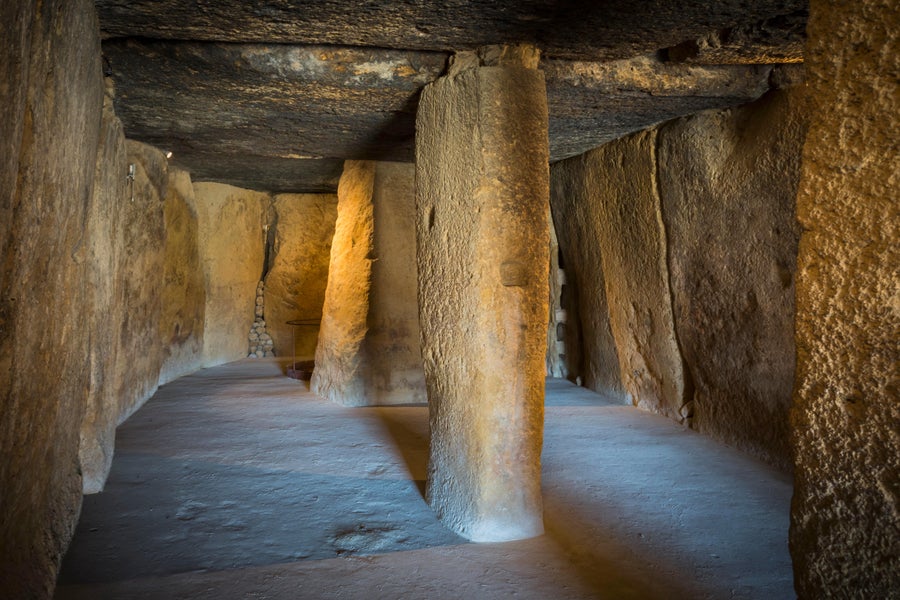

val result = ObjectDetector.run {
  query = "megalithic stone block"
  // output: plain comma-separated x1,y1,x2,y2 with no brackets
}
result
415,45,550,542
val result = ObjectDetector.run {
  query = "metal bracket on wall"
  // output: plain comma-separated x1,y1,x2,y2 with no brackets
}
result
127,163,135,201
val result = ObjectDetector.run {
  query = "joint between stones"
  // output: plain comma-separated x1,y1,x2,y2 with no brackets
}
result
448,44,541,77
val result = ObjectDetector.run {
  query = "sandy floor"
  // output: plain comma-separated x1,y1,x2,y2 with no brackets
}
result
56,358,794,599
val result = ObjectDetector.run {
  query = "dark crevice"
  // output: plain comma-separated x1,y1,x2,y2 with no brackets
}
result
262,197,277,281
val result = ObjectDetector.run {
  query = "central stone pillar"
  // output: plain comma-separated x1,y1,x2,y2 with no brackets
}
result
415,45,550,542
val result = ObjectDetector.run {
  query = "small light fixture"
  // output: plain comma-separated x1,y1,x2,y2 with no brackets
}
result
165,151,173,159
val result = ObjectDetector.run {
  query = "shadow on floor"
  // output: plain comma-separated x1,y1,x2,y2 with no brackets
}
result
370,407,430,499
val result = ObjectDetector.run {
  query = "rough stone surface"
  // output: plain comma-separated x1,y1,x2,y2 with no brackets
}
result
550,165,625,397
358,162,426,405
658,89,805,469
0,0,103,595
311,161,376,405
113,141,167,420
416,57,549,542
79,86,129,497
308,162,425,406
192,182,268,367
790,0,900,596
585,131,685,420
159,166,205,385
546,209,566,379
264,193,338,359
102,37,781,192
81,139,170,495
662,10,807,65
543,57,775,161
95,0,805,62
102,40,442,192
552,131,687,417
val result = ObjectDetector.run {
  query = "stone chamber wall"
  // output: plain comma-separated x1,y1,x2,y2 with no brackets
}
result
0,3,335,594
551,82,807,470
191,184,337,367
264,193,338,361
191,182,269,367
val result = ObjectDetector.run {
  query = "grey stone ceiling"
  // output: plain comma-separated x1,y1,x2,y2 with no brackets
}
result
96,1,807,192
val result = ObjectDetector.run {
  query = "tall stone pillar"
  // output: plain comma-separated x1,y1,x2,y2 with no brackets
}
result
415,45,549,542
790,0,899,596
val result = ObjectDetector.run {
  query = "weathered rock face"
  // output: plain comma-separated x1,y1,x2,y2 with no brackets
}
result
264,193,338,359
311,161,376,405
95,0,805,62
0,0,103,595
550,162,625,397
661,10,807,65
159,166,205,385
543,57,775,162
790,0,900,596
551,88,805,466
553,132,684,415
81,137,169,495
416,50,549,542
79,86,129,496
658,88,805,469
80,139,168,493
102,36,783,193
112,141,167,422
192,183,268,367
359,162,426,404
310,162,425,405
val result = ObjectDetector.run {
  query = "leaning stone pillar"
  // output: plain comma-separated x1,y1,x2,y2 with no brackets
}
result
415,45,549,542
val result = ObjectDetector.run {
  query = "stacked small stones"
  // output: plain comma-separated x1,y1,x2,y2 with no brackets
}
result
248,280,275,358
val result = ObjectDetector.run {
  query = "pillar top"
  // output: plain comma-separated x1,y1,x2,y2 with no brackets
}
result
448,44,541,76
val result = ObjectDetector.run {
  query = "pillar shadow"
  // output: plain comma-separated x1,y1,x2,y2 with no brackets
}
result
371,407,430,499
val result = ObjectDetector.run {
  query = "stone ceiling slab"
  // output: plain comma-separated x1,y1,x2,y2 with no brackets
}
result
95,0,806,61
105,40,782,191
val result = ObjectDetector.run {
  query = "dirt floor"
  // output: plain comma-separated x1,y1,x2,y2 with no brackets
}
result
56,358,794,599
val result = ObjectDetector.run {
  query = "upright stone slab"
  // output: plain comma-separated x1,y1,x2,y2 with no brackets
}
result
791,0,900,595
416,46,549,542
0,0,104,594
192,182,268,367
360,162,426,404
551,132,686,417
80,139,167,495
658,88,805,469
159,166,205,385
550,157,626,397
312,161,426,405
263,193,338,359
80,87,129,495
311,161,376,405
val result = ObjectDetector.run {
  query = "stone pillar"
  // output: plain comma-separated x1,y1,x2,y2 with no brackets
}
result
311,160,376,405
312,161,426,406
415,45,549,542
790,0,899,596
